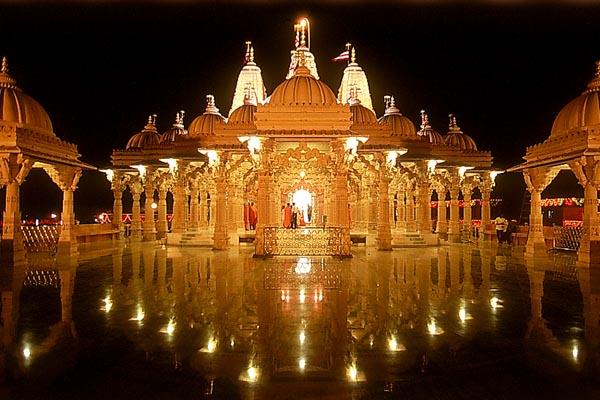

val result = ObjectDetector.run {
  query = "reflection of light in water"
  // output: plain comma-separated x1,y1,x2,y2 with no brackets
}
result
298,357,306,371
230,337,235,348
572,345,579,361
248,366,258,381
207,337,217,353
295,257,311,274
459,306,474,323
347,361,358,382
490,296,503,310
101,296,113,313
130,304,145,322
200,337,218,353
299,288,306,303
427,320,444,335
166,318,176,335
369,334,374,348
387,336,406,351
299,331,306,345
281,290,285,301
23,345,31,360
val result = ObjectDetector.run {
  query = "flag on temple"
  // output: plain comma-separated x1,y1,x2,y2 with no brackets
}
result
332,50,350,62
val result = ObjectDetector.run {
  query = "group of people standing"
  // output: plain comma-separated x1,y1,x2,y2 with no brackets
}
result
282,203,311,229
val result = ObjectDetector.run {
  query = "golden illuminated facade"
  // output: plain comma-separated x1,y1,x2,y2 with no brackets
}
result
510,60,600,267
107,18,497,255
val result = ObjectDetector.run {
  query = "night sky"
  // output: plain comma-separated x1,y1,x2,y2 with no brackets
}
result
1,1,599,222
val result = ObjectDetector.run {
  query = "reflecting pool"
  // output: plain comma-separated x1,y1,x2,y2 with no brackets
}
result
1,242,600,399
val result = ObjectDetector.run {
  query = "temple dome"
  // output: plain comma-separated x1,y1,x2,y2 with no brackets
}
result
350,99,377,126
270,65,337,106
126,115,161,150
377,96,416,136
0,57,54,135
189,95,226,136
550,61,600,138
228,97,257,127
160,111,187,144
444,114,478,151
417,110,445,145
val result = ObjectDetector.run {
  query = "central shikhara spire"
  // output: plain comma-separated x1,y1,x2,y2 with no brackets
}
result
287,18,319,80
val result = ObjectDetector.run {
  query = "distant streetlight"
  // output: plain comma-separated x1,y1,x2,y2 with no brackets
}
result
50,213,57,219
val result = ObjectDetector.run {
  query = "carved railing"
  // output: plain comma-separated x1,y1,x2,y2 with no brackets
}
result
263,226,351,256
21,225,60,253
552,225,583,251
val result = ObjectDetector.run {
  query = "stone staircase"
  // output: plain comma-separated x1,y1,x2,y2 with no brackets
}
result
392,232,437,247
167,231,213,247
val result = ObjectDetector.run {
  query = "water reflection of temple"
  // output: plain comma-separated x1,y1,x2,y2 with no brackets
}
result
3,243,600,395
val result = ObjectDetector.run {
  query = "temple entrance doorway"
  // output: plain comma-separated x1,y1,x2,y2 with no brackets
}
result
290,188,314,225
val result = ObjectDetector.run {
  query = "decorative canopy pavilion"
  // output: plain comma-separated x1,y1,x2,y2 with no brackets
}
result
510,60,600,266
0,57,94,258
107,18,498,256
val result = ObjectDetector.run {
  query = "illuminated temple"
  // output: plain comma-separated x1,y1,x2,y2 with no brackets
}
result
107,19,498,256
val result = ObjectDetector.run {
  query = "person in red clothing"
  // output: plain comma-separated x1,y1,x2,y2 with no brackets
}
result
249,202,258,230
283,203,292,228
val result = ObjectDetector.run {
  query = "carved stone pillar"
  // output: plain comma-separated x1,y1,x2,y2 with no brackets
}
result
189,182,199,231
334,170,349,227
199,190,208,228
463,191,472,237
254,170,271,255
368,175,378,232
209,193,216,228
129,179,142,238
481,178,492,234
0,155,31,256
111,172,125,236
435,186,447,234
213,177,229,250
397,189,406,230
171,182,186,233
143,182,156,241
183,188,190,231
377,173,392,250
416,182,431,234
448,178,461,241
523,167,554,256
157,186,168,238
569,157,600,267
405,189,416,232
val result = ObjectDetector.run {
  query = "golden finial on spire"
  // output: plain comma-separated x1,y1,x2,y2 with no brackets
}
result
390,96,396,108
245,41,252,63
249,46,254,63
294,24,301,48
384,95,391,109
448,113,461,131
1,57,8,74
351,47,356,64
152,114,157,126
420,110,430,130
300,21,306,48
147,114,153,125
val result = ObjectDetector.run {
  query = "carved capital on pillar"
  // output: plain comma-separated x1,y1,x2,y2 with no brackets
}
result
523,166,557,193
0,154,33,186
42,165,82,192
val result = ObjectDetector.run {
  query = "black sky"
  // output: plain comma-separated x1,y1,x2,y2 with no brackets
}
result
1,1,599,221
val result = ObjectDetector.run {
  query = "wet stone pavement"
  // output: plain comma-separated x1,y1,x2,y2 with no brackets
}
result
1,241,600,399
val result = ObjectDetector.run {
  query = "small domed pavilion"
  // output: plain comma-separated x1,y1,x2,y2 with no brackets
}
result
0,57,95,258
510,60,600,266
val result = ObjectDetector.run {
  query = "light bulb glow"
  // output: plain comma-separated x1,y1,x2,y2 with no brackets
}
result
299,357,306,371
23,346,31,360
299,330,306,345
347,362,358,382
572,345,579,360
130,305,145,322
101,296,113,313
